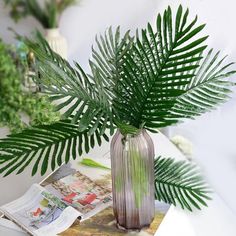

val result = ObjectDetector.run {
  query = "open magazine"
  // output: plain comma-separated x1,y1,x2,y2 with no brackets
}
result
0,162,170,235
0,167,113,236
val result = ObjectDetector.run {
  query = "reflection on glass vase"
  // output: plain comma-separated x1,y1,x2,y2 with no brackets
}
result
110,129,155,230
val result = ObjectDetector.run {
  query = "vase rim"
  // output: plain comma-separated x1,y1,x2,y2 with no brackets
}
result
45,28,60,31
45,28,61,38
117,128,146,137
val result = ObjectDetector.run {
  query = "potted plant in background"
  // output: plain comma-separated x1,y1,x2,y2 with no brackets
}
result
0,5,235,230
0,39,60,134
4,0,79,59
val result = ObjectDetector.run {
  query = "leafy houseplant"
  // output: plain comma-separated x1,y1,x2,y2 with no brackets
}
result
0,39,60,133
4,0,79,59
0,5,235,229
4,0,77,28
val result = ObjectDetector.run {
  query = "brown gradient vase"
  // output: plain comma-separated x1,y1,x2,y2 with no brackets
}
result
110,129,155,230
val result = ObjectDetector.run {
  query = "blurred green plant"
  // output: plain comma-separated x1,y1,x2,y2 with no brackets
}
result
4,0,78,28
0,39,60,133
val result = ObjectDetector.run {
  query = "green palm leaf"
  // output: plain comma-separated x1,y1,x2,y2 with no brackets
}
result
171,49,235,118
90,27,133,97
23,32,114,136
111,5,209,128
0,119,109,177
110,6,235,129
154,156,211,211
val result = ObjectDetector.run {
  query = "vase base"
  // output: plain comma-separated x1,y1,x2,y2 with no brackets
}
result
116,222,151,231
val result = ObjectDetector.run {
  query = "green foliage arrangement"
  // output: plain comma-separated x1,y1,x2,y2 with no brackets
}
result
0,6,235,211
0,39,60,133
4,0,78,28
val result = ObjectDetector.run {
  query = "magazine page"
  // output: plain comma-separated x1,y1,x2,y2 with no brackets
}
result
0,209,3,218
40,163,76,187
0,184,82,236
0,217,29,235
44,171,112,221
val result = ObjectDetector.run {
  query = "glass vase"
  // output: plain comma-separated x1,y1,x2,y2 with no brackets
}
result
110,129,155,230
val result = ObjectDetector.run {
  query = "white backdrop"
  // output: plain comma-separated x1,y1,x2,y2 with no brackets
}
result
0,0,236,218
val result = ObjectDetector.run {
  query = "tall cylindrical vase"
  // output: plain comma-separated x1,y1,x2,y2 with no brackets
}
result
110,129,155,230
45,28,68,59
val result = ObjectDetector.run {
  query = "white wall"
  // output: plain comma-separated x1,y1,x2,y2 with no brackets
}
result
1,0,236,216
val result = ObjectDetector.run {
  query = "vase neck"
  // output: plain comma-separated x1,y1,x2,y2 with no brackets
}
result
45,28,60,37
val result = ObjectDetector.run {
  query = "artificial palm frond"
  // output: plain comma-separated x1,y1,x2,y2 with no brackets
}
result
0,119,109,177
110,6,234,129
23,32,114,136
154,156,211,211
171,49,236,118
89,27,133,100
109,6,209,128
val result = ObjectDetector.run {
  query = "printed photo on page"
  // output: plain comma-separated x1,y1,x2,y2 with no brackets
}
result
45,171,112,216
